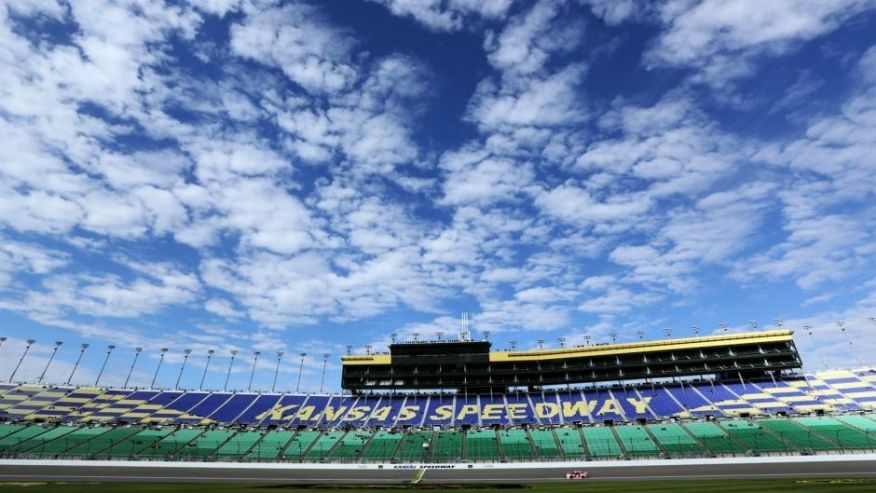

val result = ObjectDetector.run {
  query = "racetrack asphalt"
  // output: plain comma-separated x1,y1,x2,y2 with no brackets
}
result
1,456,875,483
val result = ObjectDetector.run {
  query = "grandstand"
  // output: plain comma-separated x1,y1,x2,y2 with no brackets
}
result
1,330,875,464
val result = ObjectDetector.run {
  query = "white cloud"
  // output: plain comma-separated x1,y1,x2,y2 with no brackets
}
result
367,0,513,31
647,0,876,88
230,3,357,94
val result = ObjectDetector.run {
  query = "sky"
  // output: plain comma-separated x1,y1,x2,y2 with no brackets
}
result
0,0,875,393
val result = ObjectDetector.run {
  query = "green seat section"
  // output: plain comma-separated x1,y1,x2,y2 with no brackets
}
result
647,423,704,455
47,427,112,456
466,429,499,461
0,426,49,453
759,419,836,451
216,430,263,458
431,430,463,462
137,429,203,458
683,422,745,453
103,429,173,457
0,424,25,440
796,417,874,449
720,420,790,453
529,429,561,459
282,430,321,460
69,427,143,457
304,431,344,460
498,429,534,461
329,430,371,460
362,430,403,461
396,431,434,461
837,415,876,432
246,430,294,460
582,427,622,458
614,425,659,456
179,429,234,459
555,426,585,458
6,426,77,455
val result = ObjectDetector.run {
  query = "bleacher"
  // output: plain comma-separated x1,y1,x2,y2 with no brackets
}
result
0,414,874,462
1,369,876,463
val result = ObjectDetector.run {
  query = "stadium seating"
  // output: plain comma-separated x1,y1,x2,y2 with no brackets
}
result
682,421,746,454
465,428,499,461
362,430,402,461
554,426,586,458
282,430,320,460
216,430,262,458
498,429,535,461
647,423,704,455
396,430,434,461
3,370,876,427
431,430,463,462
529,429,561,459
718,420,789,453
246,429,294,460
613,425,660,457
582,426,622,458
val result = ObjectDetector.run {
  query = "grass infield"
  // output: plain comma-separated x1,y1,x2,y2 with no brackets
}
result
1,480,876,493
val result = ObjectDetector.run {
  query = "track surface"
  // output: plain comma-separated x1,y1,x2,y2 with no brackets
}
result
2,455,876,483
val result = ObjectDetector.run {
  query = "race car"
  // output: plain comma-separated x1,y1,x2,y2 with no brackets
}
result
565,470,591,480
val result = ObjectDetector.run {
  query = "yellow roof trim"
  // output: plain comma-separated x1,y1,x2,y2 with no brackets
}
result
491,330,793,363
341,330,794,366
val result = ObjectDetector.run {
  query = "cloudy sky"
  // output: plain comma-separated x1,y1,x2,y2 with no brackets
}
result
1,0,875,392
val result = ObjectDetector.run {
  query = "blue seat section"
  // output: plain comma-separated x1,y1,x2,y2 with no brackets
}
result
318,396,352,426
480,394,508,426
259,394,307,426
187,393,233,421
638,387,682,417
236,394,282,425
291,395,327,427
584,389,623,423
208,394,258,423
347,396,381,426
423,395,454,426
394,396,428,427
164,392,208,414
696,383,738,404
529,392,561,425
506,393,535,425
610,389,652,421
126,391,160,402
665,386,713,416
368,396,402,427
455,395,480,426
148,391,185,406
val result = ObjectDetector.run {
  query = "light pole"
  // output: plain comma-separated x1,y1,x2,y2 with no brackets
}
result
558,336,567,348
95,345,115,386
837,321,863,368
200,349,214,391
584,336,591,346
749,320,758,330
320,353,330,393
663,328,672,338
412,332,419,342
390,333,398,344
803,325,827,369
537,339,545,350
248,351,261,392
774,318,784,328
635,331,644,340
365,344,372,355
224,350,238,391
0,336,6,349
436,331,444,341
296,352,306,392
691,325,700,337
719,322,729,333
609,333,617,344
151,347,168,389
124,347,142,389
483,330,490,341
509,340,517,350
38,341,63,384
272,351,284,392
66,343,89,385
175,349,192,390
9,339,35,383
345,345,352,356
